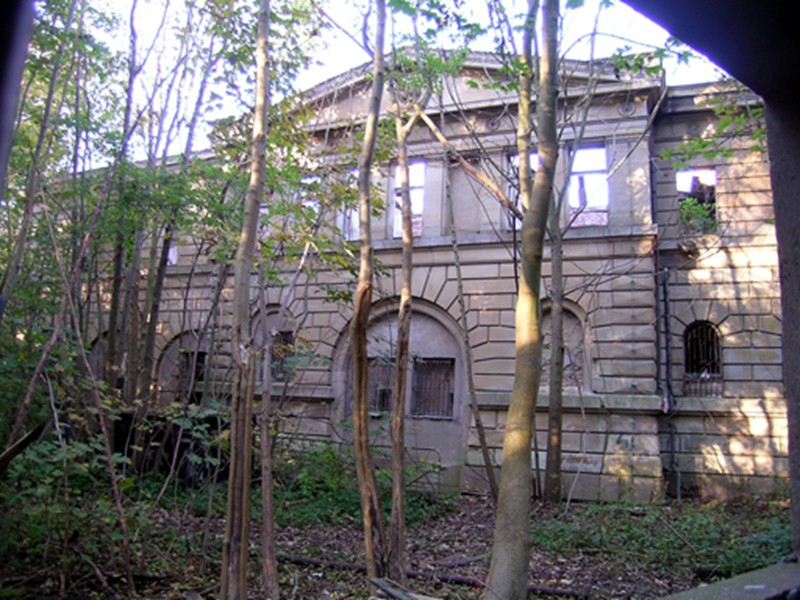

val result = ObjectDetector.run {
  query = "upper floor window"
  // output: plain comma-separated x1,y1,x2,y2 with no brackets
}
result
568,147,608,227
677,167,717,234
683,320,722,397
393,161,425,238
506,152,539,230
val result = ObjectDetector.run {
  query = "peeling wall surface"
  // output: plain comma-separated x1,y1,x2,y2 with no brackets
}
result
130,55,785,501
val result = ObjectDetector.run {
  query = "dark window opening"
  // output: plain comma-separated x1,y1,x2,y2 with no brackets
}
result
411,358,455,418
270,331,295,382
683,320,722,397
368,357,394,413
178,349,207,404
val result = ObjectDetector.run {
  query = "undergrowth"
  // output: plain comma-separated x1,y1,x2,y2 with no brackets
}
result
530,500,791,581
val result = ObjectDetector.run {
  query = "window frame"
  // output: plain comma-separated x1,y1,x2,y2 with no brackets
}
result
410,357,455,419
567,145,609,227
393,161,425,238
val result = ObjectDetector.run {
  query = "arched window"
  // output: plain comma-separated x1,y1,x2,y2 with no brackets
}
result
541,308,587,390
683,320,722,397
340,307,461,420
156,331,209,406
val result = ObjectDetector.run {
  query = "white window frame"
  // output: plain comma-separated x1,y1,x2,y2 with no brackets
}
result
568,146,609,227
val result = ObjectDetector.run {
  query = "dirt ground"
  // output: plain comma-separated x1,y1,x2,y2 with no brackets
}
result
270,494,695,599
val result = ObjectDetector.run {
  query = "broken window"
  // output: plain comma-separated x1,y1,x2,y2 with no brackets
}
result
683,320,722,397
568,147,609,226
677,167,717,233
411,358,455,419
393,161,425,238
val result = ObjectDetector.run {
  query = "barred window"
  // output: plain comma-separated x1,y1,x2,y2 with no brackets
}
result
683,320,722,397
411,358,455,418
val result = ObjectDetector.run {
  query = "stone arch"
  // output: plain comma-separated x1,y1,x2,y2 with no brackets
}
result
332,297,466,411
331,296,469,491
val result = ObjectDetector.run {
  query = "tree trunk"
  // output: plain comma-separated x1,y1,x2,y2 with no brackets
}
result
483,0,558,597
221,0,271,596
544,212,564,503
388,117,411,584
351,0,388,581
446,156,499,502
767,103,800,555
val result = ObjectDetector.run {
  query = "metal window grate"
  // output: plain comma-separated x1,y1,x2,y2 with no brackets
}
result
683,321,722,397
411,358,455,418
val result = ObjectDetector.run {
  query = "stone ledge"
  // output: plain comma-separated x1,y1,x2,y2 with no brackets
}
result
476,391,663,414
672,396,786,417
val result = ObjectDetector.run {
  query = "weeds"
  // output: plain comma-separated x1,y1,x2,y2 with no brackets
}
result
530,500,791,581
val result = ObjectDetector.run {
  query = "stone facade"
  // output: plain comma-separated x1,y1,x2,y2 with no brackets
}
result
141,55,784,501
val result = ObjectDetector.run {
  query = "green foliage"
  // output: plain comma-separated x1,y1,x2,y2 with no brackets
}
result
679,196,717,234
0,434,132,572
661,81,766,168
271,443,451,527
530,501,791,580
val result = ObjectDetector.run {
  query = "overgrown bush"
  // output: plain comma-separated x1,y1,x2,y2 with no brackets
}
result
271,442,451,527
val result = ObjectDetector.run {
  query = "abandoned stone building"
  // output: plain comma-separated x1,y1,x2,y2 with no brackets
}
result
144,53,784,502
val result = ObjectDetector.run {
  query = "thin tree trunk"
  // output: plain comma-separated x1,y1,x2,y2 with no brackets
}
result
544,212,564,503
221,0,271,597
483,0,558,598
445,162,499,502
351,0,388,581
388,117,411,584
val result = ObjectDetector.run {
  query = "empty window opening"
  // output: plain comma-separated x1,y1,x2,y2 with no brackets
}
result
677,167,717,233
411,358,455,419
683,320,722,397
568,147,609,226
